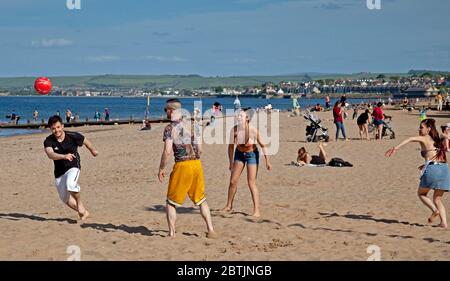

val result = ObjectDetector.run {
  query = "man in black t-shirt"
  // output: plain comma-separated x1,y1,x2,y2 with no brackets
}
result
44,115,98,220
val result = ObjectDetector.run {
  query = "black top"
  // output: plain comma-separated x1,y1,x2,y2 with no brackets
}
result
357,112,369,125
44,131,85,178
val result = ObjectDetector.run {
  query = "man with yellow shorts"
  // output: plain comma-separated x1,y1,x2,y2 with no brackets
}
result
158,99,217,238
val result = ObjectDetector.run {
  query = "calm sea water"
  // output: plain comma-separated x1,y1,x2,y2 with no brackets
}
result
0,96,376,137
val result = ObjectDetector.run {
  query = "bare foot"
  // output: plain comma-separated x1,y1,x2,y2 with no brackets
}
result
206,231,219,239
79,210,90,221
439,223,448,229
221,206,233,213
252,211,261,218
428,210,440,223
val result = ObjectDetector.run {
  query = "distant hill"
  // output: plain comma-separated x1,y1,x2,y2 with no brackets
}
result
0,71,448,90
0,74,313,90
407,70,450,76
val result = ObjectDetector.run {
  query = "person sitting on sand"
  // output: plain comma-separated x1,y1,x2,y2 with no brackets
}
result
402,97,409,110
43,115,98,221
293,143,328,166
314,103,322,112
385,118,449,228
140,120,151,131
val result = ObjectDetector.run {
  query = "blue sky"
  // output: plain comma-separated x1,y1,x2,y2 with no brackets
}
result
0,0,449,77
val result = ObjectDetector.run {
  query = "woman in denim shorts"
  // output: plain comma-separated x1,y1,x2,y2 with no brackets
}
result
386,119,449,228
221,108,272,217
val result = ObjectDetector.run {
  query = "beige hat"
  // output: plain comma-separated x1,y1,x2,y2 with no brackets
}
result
165,101,181,111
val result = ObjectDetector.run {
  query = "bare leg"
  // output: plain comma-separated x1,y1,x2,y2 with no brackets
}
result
417,188,439,223
166,202,177,237
433,190,447,228
318,143,328,163
221,161,245,212
69,191,89,220
364,124,370,140
377,125,383,140
358,124,363,140
66,194,78,212
199,201,218,238
247,164,260,217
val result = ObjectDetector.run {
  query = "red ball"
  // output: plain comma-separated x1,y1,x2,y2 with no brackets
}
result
34,77,52,95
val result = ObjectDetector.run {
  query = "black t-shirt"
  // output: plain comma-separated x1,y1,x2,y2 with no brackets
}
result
357,112,369,125
44,131,85,178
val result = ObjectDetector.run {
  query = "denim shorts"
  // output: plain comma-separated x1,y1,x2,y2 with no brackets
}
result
373,119,384,126
234,149,259,165
419,162,450,191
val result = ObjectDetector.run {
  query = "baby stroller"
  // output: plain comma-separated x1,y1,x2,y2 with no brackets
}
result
303,111,330,142
368,118,395,139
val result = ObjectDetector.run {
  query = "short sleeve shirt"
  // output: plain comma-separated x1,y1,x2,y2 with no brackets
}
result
373,107,384,121
44,131,84,178
163,121,200,162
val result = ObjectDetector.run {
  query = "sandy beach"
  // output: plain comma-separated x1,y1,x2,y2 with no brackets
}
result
0,109,449,261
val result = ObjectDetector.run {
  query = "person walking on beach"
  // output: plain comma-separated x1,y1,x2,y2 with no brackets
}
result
94,110,101,121
333,101,348,141
352,105,359,120
385,119,449,228
325,95,330,109
357,109,371,140
436,92,443,112
10,110,17,124
43,115,98,220
292,96,300,116
158,99,217,238
33,109,39,123
65,108,72,123
104,108,110,121
340,94,347,106
372,102,385,140
418,106,427,122
402,97,409,110
234,96,241,111
221,108,272,217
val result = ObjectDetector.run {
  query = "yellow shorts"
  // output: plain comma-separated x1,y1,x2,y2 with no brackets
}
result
167,160,206,207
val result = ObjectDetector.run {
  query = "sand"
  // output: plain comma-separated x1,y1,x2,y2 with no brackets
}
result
0,109,449,261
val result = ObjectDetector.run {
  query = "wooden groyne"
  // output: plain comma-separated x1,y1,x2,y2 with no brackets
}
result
0,118,171,129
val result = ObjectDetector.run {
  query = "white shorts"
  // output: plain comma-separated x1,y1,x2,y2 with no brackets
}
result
55,168,81,203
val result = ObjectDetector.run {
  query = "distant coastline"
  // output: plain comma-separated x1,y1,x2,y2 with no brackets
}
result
1,92,393,99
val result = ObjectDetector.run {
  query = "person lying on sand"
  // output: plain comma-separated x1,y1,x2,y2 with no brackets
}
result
292,143,328,166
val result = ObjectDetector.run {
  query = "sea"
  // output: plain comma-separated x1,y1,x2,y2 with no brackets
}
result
0,96,378,137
